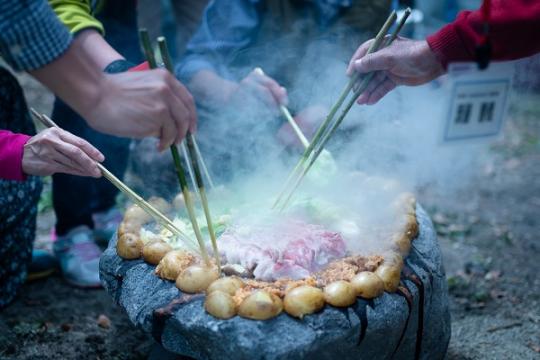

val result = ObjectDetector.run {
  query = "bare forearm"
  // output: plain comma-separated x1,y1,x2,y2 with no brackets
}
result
189,70,238,106
75,30,124,70
30,33,105,120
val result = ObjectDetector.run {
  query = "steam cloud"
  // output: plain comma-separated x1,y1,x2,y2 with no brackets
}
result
176,26,521,257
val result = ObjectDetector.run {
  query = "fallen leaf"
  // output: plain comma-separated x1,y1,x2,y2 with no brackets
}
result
97,314,111,329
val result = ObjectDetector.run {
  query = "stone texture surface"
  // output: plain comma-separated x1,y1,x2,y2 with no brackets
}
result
100,205,451,360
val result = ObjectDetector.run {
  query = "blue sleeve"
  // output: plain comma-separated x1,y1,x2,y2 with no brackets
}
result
0,0,73,71
176,0,262,82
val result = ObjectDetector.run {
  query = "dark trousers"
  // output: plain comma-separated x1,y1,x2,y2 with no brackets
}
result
52,0,142,235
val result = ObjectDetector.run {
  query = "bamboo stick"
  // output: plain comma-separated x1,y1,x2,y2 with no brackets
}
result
139,30,198,193
139,29,157,69
30,109,200,253
253,67,309,148
180,142,199,194
185,136,221,272
278,8,412,211
272,10,398,209
139,30,211,264
157,36,220,270
191,135,215,189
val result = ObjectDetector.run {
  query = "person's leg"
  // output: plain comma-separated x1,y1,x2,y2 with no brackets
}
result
0,68,43,308
52,0,141,237
50,1,142,287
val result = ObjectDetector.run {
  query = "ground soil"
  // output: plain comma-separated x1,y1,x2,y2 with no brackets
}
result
0,71,539,360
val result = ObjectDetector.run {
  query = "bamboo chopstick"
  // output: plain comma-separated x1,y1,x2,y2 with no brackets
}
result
191,135,215,189
271,10,398,210
156,36,221,271
277,8,412,211
139,30,211,265
29,109,200,253
253,67,310,148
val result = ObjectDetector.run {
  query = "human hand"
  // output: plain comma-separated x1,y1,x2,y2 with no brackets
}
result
227,68,288,111
277,105,327,148
22,128,104,177
88,69,197,151
346,38,445,105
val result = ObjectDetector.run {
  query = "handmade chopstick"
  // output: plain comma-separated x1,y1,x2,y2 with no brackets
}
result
139,30,211,264
139,30,198,192
157,36,220,270
191,135,215,189
29,109,200,253
139,29,157,69
272,10,398,210
277,9,412,211
253,67,310,148
180,142,199,194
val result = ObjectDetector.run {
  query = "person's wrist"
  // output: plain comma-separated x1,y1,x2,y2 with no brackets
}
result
21,141,35,176
419,40,446,77
421,40,445,75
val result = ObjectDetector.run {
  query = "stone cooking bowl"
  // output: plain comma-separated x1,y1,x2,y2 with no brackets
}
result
100,205,451,360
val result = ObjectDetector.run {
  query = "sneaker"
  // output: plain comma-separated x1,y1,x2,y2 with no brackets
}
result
26,249,57,282
92,207,123,245
53,226,102,288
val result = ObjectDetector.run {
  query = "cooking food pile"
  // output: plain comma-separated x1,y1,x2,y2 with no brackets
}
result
115,180,419,321
113,10,419,322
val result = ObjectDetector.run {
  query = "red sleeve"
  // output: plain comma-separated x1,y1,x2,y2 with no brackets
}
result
0,130,31,181
426,0,540,69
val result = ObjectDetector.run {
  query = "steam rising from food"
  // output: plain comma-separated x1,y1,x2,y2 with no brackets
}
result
116,22,514,321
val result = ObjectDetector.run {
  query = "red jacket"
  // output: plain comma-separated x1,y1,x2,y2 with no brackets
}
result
427,0,540,68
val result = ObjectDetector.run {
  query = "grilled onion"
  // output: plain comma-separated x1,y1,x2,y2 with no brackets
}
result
173,193,185,210
405,213,419,239
117,220,141,238
155,250,196,281
238,290,283,320
284,285,325,318
323,281,356,307
124,204,152,225
116,233,143,260
393,232,411,256
148,196,171,214
176,264,219,293
351,271,385,299
204,290,237,319
375,264,401,292
207,276,244,296
142,239,172,265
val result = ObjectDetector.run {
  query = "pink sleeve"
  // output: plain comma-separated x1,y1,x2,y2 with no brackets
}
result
0,130,31,181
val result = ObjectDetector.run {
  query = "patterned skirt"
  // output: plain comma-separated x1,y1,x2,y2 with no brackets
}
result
0,67,42,308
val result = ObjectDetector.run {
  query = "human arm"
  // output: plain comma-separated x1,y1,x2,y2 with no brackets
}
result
0,0,196,150
176,0,287,109
0,128,104,180
29,33,196,150
347,0,540,105
48,0,124,70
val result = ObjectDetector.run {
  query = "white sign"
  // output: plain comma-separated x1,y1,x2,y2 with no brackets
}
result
443,62,513,142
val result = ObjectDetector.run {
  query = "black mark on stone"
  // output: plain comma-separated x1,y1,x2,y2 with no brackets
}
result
403,265,424,360
390,283,414,359
152,294,204,343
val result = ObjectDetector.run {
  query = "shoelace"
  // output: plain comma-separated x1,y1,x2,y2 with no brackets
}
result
69,241,102,262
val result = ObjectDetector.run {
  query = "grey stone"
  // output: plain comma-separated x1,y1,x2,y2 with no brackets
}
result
100,205,451,360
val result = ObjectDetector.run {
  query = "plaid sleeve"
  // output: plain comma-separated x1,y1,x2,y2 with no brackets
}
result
0,0,73,71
